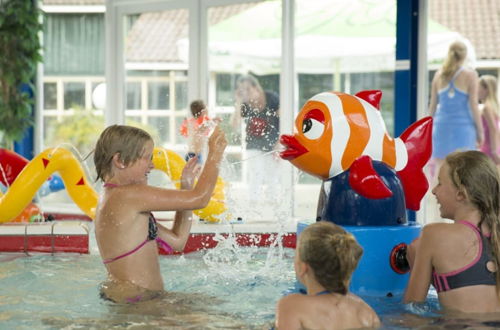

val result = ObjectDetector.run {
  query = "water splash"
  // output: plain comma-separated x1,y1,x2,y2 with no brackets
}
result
228,147,285,166
201,230,293,286
198,148,295,288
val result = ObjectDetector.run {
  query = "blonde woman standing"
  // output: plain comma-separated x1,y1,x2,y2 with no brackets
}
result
429,41,484,173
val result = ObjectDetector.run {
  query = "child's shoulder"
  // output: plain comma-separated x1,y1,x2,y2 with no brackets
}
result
278,293,307,303
420,222,456,241
422,221,473,243
277,293,311,309
423,221,453,232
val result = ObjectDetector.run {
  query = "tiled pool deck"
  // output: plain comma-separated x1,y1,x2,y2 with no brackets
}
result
0,183,448,255
0,202,299,254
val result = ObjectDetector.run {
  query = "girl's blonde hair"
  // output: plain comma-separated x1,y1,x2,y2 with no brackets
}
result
298,221,363,295
94,125,152,182
480,75,499,114
441,41,467,83
445,150,500,292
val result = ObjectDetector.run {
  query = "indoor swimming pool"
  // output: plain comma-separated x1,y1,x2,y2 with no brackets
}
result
3,242,500,329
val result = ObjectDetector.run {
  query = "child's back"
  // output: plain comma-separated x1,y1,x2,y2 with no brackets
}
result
275,221,380,329
277,291,379,329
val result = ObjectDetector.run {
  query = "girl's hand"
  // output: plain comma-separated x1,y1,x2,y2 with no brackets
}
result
208,125,227,159
181,156,201,189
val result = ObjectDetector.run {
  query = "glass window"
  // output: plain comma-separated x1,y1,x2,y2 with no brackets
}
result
123,9,188,146
174,81,188,111
63,82,85,110
147,116,170,144
126,82,141,110
44,112,104,155
42,116,58,147
297,74,333,110
215,74,237,106
208,1,284,219
148,81,169,110
126,116,142,126
43,82,57,110
42,11,106,157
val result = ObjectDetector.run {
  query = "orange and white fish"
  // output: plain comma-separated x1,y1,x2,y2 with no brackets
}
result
280,90,432,211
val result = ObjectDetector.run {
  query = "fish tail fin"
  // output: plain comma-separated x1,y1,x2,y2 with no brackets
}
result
397,117,433,210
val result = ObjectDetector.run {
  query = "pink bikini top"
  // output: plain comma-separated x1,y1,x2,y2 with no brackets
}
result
101,182,173,264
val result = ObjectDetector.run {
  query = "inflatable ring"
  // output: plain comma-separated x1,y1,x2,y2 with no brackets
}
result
0,147,227,223
152,147,228,223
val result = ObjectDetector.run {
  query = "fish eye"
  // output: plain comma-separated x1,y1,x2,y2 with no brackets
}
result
302,118,325,140
303,119,312,133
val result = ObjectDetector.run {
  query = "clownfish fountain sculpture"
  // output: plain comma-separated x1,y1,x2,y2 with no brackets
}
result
280,90,433,296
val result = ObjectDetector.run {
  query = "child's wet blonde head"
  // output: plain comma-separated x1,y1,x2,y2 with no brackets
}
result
298,221,363,295
94,125,153,182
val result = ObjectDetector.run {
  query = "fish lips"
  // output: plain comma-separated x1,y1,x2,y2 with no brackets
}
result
279,134,308,160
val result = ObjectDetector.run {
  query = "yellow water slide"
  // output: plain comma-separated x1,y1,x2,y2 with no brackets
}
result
0,147,98,222
0,147,227,223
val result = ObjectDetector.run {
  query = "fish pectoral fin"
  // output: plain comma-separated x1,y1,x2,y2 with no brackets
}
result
348,155,393,199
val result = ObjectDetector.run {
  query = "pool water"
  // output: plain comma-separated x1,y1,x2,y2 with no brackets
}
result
0,244,294,329
2,246,500,329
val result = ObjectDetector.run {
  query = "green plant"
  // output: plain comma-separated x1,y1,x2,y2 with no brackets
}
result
47,106,160,157
0,0,42,147
47,108,105,156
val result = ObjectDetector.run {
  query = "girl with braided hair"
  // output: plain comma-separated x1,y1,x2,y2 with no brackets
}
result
275,221,380,329
405,150,500,313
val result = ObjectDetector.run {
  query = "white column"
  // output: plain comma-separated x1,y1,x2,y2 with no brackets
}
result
280,0,295,221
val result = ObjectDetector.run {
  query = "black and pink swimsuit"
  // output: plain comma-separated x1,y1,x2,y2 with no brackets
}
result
432,220,496,292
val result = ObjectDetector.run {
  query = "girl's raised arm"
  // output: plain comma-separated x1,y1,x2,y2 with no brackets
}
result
125,126,227,213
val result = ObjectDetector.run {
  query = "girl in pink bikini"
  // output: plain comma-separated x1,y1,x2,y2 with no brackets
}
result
404,150,500,313
93,124,226,303
478,75,500,164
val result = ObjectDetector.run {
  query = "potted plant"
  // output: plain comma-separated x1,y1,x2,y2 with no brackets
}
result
0,0,42,148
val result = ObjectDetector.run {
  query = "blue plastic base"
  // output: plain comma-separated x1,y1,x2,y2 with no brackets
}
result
296,221,421,297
